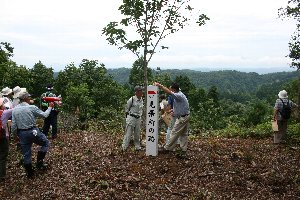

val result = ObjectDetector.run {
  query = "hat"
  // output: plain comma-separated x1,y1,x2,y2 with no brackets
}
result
13,88,27,98
134,86,144,92
278,90,288,99
18,91,31,100
1,87,13,96
13,86,21,98
0,98,4,107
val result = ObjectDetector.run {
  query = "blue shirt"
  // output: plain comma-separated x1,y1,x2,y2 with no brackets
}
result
171,91,190,117
12,102,52,134
167,95,174,109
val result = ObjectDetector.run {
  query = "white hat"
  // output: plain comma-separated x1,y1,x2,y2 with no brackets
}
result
1,87,13,96
13,86,21,98
13,87,27,98
18,91,31,100
0,98,4,106
278,90,288,99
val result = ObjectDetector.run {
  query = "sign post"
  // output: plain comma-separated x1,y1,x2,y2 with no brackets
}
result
146,85,159,156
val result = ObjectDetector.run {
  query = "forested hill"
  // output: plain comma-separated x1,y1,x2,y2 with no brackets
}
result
107,68,299,92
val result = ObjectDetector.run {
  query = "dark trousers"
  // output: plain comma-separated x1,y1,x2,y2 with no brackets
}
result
17,128,49,165
0,136,9,179
42,110,58,138
274,120,288,143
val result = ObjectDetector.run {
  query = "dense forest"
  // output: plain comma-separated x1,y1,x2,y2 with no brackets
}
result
1,41,299,139
108,68,299,104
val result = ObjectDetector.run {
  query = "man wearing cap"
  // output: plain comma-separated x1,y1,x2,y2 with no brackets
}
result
41,84,59,139
273,90,298,144
122,86,144,151
1,87,13,109
12,91,54,178
154,82,190,157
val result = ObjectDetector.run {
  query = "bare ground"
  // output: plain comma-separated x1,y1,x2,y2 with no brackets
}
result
1,131,300,200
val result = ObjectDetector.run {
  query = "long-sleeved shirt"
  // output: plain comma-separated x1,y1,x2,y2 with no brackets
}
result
125,95,144,117
274,98,298,120
12,102,52,134
1,108,13,137
171,91,190,118
3,97,13,109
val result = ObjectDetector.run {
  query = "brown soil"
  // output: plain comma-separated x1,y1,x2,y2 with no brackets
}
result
1,132,300,199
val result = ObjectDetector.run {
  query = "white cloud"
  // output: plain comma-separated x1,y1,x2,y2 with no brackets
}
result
0,0,297,72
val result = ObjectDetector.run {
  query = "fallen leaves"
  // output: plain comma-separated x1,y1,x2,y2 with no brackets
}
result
0,132,300,199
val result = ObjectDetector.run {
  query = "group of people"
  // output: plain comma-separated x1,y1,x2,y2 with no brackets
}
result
0,85,59,181
122,82,190,156
122,83,299,154
0,81,298,181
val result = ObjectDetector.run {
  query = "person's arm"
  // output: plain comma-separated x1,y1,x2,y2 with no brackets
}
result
153,82,172,94
125,97,133,116
273,109,279,121
11,112,17,136
1,109,13,129
33,102,55,118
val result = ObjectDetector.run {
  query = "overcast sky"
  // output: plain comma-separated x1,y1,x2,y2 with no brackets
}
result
1,0,296,73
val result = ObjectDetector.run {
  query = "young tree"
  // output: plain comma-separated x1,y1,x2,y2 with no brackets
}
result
102,0,209,89
279,0,300,120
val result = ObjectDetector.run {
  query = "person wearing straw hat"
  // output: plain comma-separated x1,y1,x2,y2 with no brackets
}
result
273,90,298,144
11,91,54,178
12,86,27,107
0,98,9,183
1,87,13,109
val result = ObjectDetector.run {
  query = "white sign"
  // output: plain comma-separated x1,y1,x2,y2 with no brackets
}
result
146,85,159,156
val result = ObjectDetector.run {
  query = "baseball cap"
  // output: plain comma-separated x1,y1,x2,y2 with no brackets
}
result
134,86,144,92
19,91,31,100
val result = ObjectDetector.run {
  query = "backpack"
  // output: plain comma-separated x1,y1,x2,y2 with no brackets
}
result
279,98,291,120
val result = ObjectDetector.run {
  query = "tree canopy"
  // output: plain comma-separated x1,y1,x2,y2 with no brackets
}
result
102,0,209,88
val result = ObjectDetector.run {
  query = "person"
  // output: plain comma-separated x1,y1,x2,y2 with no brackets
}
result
41,84,59,139
273,90,298,144
122,86,144,151
159,94,168,134
12,86,27,108
0,98,9,183
154,82,190,156
165,93,176,145
1,87,13,109
11,91,54,178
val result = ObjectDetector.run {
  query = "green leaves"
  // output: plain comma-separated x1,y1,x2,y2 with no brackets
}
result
102,22,127,47
102,0,209,86
196,14,210,26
